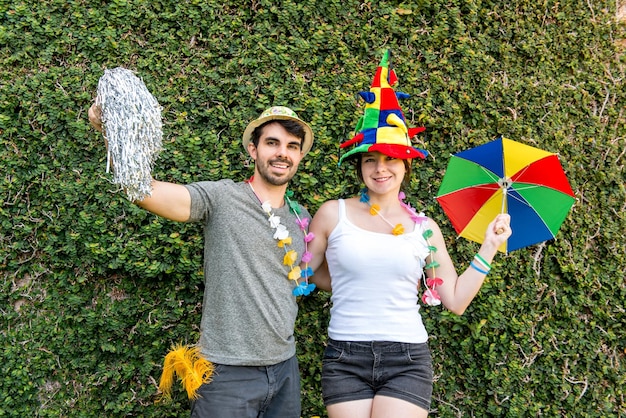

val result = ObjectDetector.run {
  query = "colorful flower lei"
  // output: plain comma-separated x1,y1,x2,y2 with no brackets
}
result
284,191,317,296
360,188,443,306
257,187,316,297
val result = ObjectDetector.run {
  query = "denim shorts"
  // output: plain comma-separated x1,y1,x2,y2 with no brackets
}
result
321,339,433,411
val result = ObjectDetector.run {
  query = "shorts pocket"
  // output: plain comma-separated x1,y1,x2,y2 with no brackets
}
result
406,343,432,364
323,342,345,362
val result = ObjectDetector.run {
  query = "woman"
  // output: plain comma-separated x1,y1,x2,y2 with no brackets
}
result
304,51,511,418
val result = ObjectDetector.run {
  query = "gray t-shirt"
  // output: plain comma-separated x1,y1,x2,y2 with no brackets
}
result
185,179,310,366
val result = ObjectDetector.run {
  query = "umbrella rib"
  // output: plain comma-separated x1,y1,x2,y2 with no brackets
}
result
506,191,530,206
437,183,499,196
479,165,500,182
509,184,540,191
511,183,569,194
437,159,500,196
444,165,500,193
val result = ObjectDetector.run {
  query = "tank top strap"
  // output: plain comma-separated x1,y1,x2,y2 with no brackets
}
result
337,199,347,221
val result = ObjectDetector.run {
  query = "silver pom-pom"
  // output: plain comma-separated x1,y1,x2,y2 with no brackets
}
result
96,67,163,201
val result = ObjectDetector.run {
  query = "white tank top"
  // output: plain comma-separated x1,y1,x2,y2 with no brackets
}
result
326,199,431,343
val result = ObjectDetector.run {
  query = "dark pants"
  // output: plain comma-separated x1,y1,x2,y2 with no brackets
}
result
190,355,301,418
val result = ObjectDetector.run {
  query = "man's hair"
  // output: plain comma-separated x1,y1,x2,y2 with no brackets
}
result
250,120,306,149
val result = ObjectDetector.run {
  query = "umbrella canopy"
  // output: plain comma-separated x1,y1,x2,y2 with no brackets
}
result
436,137,575,252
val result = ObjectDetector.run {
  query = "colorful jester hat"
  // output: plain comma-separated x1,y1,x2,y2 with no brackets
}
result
339,50,427,164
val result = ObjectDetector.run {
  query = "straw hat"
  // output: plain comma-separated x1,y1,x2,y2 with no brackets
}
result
242,106,314,155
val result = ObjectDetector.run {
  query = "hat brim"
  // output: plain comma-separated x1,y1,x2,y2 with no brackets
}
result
339,143,427,164
242,115,314,155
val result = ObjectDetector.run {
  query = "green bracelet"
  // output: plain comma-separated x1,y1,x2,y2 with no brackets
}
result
474,253,492,270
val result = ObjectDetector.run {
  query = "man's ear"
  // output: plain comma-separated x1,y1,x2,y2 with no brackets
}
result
247,141,257,160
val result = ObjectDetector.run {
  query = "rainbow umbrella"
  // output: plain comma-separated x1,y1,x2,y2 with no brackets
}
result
435,137,575,252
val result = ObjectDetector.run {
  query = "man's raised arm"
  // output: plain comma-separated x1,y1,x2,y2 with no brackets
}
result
88,104,192,222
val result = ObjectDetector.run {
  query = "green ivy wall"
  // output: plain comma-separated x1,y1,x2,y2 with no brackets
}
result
1,0,624,416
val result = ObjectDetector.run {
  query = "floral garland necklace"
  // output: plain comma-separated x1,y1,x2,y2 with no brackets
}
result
247,178,316,296
359,187,443,306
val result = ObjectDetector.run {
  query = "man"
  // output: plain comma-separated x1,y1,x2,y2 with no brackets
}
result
88,104,314,417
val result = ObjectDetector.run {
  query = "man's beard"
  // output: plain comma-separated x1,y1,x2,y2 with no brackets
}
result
256,159,296,186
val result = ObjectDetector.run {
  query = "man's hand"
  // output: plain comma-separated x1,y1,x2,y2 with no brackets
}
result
88,103,103,133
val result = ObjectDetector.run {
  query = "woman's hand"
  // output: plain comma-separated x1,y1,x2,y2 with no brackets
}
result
484,213,512,250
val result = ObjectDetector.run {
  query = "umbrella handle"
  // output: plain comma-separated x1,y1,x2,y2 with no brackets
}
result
496,183,508,234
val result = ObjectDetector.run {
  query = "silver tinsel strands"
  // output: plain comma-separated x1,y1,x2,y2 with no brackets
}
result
96,67,163,201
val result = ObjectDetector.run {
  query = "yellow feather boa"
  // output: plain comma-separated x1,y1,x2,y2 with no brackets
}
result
158,344,214,400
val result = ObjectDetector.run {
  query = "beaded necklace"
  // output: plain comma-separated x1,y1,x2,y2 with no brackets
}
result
248,179,316,296
359,188,443,306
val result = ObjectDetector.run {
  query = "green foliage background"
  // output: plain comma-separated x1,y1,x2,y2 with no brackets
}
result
1,0,625,416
